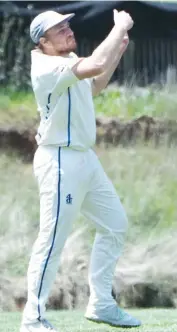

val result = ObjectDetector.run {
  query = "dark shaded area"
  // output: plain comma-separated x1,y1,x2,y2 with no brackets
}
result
1,275,176,311
1,1,177,39
1,115,177,161
0,128,37,161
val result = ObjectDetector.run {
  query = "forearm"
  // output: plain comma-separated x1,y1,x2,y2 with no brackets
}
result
92,46,126,96
72,11,133,80
72,26,126,80
92,34,129,96
91,25,126,72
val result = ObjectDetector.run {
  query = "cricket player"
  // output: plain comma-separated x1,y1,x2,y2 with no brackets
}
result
20,9,141,332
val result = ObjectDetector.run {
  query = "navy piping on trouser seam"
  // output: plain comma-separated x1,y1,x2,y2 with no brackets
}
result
67,88,71,147
37,147,61,320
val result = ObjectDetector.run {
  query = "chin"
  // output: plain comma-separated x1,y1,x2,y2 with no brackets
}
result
69,40,77,52
58,40,77,55
71,45,77,52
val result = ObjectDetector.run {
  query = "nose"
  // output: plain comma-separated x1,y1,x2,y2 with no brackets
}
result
67,28,74,37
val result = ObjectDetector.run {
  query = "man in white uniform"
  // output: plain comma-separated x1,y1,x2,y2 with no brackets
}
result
20,9,141,332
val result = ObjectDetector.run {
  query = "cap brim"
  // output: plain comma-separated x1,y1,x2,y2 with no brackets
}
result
44,13,75,33
62,13,75,22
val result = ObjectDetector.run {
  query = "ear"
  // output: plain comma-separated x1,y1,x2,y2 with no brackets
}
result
39,36,47,46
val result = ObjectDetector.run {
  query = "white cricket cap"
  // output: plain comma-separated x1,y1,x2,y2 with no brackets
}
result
30,10,75,44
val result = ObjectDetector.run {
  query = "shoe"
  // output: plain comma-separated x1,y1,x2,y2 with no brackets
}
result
85,306,141,328
20,319,58,332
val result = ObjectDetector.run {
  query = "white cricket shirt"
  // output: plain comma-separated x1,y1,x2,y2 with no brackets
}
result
31,49,96,150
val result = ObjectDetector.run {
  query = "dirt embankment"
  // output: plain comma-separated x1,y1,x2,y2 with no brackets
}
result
1,115,177,160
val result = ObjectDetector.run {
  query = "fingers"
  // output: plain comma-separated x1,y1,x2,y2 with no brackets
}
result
113,9,134,31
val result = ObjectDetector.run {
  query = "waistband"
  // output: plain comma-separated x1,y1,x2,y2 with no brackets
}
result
37,144,91,153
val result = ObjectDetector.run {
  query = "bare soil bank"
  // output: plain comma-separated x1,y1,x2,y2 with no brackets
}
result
1,115,177,161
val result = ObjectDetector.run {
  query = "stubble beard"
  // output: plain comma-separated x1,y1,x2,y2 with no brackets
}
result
56,37,77,56
67,37,77,53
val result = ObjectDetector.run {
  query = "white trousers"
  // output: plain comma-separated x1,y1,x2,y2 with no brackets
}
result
22,146,128,324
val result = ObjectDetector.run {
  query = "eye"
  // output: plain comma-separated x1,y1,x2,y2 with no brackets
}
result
59,23,70,32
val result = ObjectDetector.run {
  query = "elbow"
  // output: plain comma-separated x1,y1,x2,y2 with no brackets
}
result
72,56,105,80
85,63,104,78
88,55,106,76
94,65,105,76
92,61,106,76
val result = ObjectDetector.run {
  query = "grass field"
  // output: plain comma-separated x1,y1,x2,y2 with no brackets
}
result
1,309,177,332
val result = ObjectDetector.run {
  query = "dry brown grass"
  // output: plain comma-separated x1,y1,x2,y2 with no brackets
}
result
1,227,177,311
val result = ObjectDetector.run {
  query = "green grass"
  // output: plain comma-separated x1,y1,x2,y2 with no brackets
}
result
94,85,177,119
0,89,38,128
1,309,177,332
1,85,177,128
0,151,39,276
96,144,177,235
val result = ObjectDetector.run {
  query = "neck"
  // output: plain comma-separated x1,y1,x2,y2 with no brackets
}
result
58,51,70,57
38,48,71,57
35,45,72,57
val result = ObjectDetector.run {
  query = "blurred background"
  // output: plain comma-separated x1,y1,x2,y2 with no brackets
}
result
1,0,177,314
1,0,177,87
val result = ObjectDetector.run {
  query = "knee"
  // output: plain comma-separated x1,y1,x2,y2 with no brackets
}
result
120,210,129,232
113,211,128,249
113,197,129,234
101,211,128,238
114,208,128,234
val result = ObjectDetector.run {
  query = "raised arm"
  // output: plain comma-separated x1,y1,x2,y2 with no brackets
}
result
91,33,129,96
37,11,133,98
91,10,131,96
71,10,134,80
